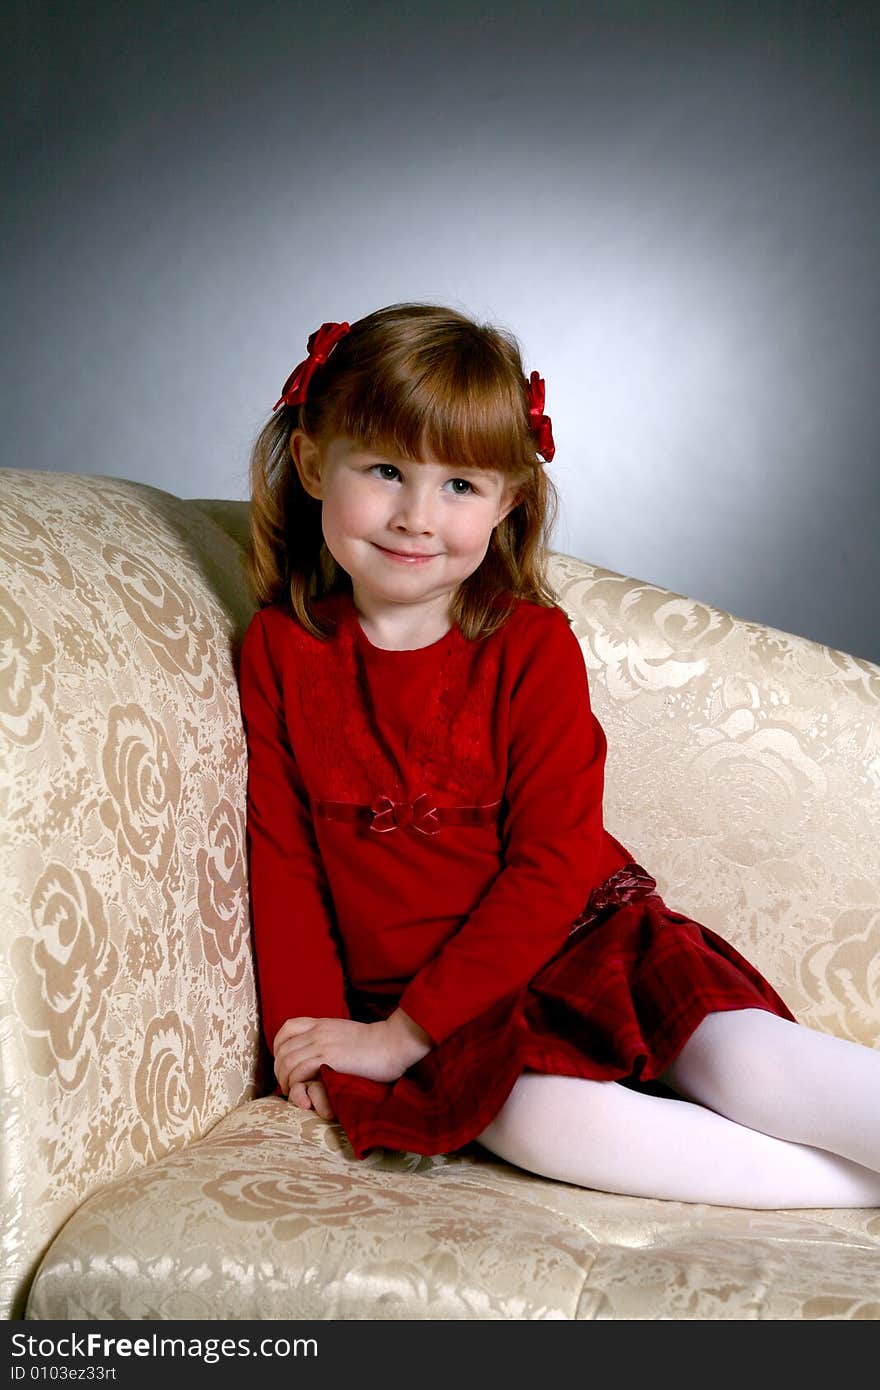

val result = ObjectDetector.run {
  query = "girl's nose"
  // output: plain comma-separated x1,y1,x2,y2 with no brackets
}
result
391,487,435,532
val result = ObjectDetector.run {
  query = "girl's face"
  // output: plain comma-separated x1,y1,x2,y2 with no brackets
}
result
291,433,521,615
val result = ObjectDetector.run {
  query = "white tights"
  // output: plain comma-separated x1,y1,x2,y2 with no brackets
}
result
474,1009,880,1208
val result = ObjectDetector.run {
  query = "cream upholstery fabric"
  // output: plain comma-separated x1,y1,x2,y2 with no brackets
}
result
24,1098,880,1320
1,468,878,1320
1,472,267,1318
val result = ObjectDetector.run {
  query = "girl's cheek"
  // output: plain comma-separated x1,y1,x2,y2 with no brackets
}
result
338,486,378,526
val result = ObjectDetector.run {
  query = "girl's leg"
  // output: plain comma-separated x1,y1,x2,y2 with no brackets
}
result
659,1007,880,1173
474,1071,880,1208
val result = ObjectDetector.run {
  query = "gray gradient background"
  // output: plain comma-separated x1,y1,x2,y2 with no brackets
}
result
5,1,879,662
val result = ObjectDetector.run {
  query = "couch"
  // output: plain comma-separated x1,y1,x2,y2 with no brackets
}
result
2,466,878,1322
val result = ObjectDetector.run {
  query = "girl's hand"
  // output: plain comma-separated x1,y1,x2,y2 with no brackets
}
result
273,1016,420,1098
288,1077,336,1120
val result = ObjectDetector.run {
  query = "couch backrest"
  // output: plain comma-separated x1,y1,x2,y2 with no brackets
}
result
0,470,265,1317
548,550,880,1060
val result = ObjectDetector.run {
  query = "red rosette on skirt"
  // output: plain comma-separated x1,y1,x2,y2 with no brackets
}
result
317,863,798,1160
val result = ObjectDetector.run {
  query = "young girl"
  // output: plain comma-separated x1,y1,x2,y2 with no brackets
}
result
239,302,880,1210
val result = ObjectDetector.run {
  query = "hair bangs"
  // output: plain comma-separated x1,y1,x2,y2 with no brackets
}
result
325,334,534,481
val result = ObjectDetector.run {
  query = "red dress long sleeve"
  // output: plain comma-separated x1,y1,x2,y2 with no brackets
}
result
239,612,350,1055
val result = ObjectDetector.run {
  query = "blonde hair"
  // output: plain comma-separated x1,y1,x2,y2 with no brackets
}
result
248,302,563,641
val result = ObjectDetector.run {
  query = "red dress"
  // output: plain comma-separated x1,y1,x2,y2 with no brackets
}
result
238,587,796,1159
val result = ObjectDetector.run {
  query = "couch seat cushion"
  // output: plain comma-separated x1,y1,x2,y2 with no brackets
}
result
25,1098,880,1320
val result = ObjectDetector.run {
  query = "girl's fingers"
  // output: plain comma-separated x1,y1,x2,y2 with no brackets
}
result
283,1061,321,1095
276,1045,323,1084
276,1033,318,1065
279,1047,322,1092
278,1037,318,1064
272,1017,317,1054
288,1081,313,1109
277,1041,326,1096
306,1079,335,1121
284,1077,334,1122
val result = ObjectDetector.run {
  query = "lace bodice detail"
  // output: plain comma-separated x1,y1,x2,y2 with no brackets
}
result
292,591,506,809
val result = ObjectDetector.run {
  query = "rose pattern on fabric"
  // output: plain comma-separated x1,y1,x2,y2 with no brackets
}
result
103,545,217,699
801,1296,880,1319
0,583,55,748
558,571,736,700
11,863,120,1091
201,1166,419,1241
131,1012,206,1162
1,474,265,1321
196,798,249,986
683,722,827,846
825,647,880,706
52,610,112,674
0,497,75,591
798,909,880,1046
121,906,168,986
24,1095,880,1321
99,703,181,883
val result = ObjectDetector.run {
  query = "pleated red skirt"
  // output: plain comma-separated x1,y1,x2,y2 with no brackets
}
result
318,863,798,1160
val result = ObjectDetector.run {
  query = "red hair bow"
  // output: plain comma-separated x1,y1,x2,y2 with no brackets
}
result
272,320,351,411
526,370,556,462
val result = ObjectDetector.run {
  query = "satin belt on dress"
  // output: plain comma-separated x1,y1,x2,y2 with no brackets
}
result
314,793,502,836
315,789,657,930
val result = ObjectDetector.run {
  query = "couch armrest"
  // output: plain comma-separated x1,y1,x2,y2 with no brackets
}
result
0,469,266,1318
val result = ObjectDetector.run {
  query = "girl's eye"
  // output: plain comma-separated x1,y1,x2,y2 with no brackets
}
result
369,465,476,495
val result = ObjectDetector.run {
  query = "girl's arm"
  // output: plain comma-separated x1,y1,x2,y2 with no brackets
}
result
397,607,608,1045
239,610,351,1057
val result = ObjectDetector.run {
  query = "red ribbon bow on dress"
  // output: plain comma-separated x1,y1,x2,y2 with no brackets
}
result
369,794,441,836
526,370,556,463
272,321,351,411
567,863,659,934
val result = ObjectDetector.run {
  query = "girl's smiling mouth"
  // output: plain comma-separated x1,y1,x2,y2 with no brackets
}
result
373,544,439,563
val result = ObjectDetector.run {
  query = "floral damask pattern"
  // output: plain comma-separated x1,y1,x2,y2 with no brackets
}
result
23,1097,880,1320
100,703,182,882
0,583,55,747
11,862,119,1091
0,496,76,591
0,470,262,1320
202,1163,420,1240
196,798,250,987
551,551,880,997
798,909,880,1046
131,1012,207,1163
2,472,878,1322
103,544,218,699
